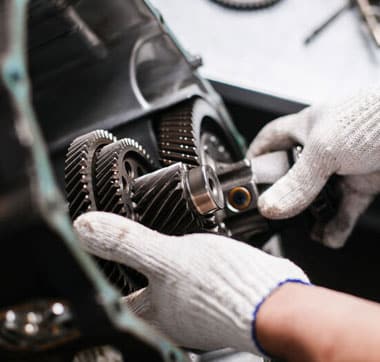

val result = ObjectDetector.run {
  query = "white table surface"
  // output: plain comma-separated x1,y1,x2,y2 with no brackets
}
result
150,0,380,106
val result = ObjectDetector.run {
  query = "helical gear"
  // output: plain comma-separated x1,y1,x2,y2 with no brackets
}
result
95,138,154,218
158,97,236,167
64,130,116,220
158,101,200,166
132,163,218,235
65,133,152,295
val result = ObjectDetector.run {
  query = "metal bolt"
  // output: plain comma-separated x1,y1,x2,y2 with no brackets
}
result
228,186,252,211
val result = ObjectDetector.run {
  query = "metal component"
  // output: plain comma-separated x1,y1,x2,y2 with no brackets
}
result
95,138,154,217
200,131,235,170
215,159,262,240
304,1,380,48
132,163,223,235
158,98,236,167
0,300,78,350
65,133,146,295
222,210,269,241
2,1,185,359
93,138,153,294
217,159,259,214
228,187,252,211
187,165,224,215
217,146,341,242
65,130,116,220
189,54,203,69
304,1,353,45
1,0,242,359
211,0,282,9
356,0,380,47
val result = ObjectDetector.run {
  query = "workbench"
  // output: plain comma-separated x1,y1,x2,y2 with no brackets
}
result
150,0,380,113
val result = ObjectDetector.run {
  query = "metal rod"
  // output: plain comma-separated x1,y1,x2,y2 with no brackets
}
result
304,1,353,45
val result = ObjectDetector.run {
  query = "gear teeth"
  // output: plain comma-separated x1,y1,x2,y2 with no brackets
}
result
212,0,281,9
64,130,116,220
95,138,154,218
158,101,200,167
94,138,154,295
132,163,212,235
65,133,152,296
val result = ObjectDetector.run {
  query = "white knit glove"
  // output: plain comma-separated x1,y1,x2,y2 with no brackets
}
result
248,88,380,248
74,211,309,357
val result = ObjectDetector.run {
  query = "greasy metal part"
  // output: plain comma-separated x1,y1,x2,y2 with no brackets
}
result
215,159,263,240
211,0,282,9
217,159,259,214
187,165,224,215
65,130,116,220
222,210,270,241
218,147,341,241
200,131,235,169
0,0,189,360
0,300,78,350
356,0,380,47
132,163,223,235
94,138,154,294
65,133,147,296
228,187,252,211
95,138,154,217
158,98,237,167
158,101,201,166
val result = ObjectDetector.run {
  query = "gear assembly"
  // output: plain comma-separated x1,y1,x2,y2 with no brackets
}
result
64,106,339,296
0,0,376,361
65,125,337,246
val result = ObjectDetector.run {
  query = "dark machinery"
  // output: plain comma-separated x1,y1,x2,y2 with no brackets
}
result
0,0,339,361
65,130,338,245
63,127,339,303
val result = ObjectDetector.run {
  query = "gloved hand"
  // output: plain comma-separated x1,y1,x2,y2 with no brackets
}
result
247,88,380,248
74,211,309,356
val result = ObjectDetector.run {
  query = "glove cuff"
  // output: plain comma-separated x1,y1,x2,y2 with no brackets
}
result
244,251,310,356
251,278,311,357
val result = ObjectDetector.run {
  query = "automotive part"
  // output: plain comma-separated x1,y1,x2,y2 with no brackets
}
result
211,0,282,9
0,0,339,360
65,130,339,247
65,130,116,220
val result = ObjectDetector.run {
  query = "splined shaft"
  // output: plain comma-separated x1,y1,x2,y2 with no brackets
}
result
132,163,224,235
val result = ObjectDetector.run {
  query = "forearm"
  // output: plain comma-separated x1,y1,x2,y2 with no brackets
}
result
256,283,380,362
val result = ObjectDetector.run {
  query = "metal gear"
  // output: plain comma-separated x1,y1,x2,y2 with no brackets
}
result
95,138,154,218
64,130,116,220
211,0,281,9
65,134,152,295
132,163,222,235
94,139,154,295
158,98,235,167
